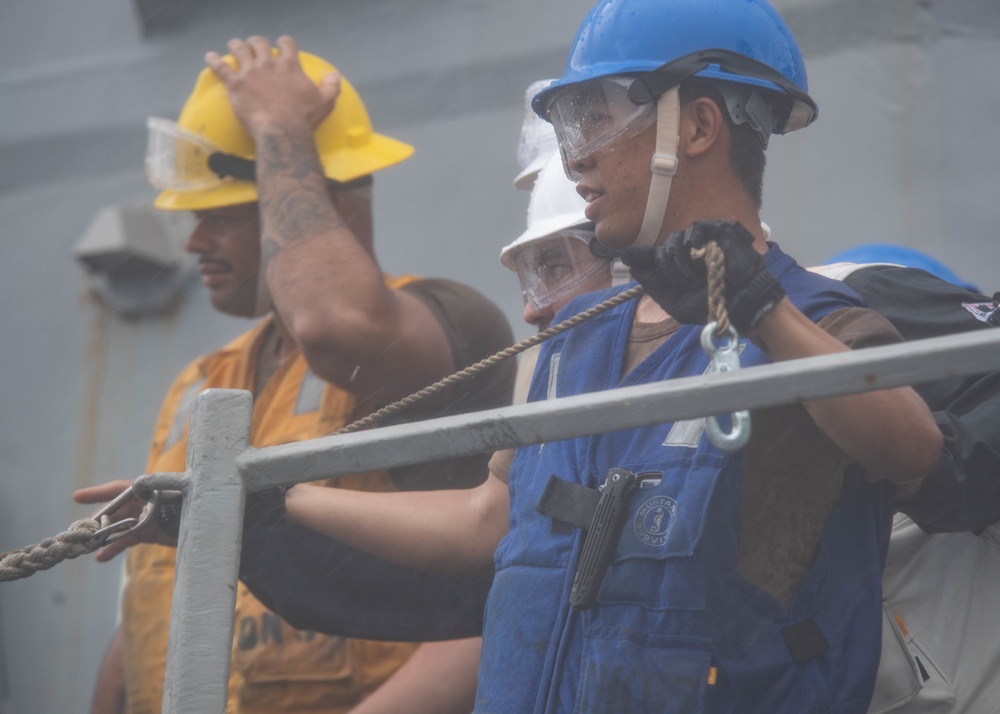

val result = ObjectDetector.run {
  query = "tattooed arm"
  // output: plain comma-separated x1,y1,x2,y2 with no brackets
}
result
205,36,455,407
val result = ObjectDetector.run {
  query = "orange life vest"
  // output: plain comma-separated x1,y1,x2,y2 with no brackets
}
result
123,276,421,714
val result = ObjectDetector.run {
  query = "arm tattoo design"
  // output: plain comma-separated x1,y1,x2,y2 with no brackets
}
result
255,125,347,272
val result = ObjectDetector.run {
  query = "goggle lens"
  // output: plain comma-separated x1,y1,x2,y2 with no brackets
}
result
514,231,612,310
145,117,231,191
546,78,657,167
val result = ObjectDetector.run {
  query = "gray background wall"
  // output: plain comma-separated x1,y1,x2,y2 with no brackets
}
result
0,0,997,712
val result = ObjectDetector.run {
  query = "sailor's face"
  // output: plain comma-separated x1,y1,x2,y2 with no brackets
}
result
569,123,657,252
186,202,262,317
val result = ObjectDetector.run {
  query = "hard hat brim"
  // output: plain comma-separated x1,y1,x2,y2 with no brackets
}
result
154,180,258,211
318,131,414,183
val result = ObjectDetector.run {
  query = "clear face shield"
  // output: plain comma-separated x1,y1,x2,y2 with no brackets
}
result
543,77,657,181
512,230,612,311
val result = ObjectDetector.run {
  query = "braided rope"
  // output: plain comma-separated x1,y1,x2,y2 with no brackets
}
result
690,241,730,336
0,519,102,582
338,284,645,434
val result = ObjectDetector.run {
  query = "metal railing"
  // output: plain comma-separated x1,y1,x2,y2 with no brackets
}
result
162,328,1000,713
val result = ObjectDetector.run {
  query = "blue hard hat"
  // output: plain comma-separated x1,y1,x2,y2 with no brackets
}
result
533,0,817,134
824,243,979,292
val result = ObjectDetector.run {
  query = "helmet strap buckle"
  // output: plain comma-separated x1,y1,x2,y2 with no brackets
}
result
650,153,678,176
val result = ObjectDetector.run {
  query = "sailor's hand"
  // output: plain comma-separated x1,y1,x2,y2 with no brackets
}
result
621,224,711,324
622,220,784,332
73,480,178,562
205,35,340,137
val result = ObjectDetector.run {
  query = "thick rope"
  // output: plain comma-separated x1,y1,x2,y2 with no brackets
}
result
0,519,102,582
690,241,730,336
0,285,646,583
338,284,645,434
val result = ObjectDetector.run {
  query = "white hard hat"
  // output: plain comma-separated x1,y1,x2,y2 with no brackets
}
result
513,79,560,191
501,152,590,268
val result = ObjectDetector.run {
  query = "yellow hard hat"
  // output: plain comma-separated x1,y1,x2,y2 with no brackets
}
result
150,51,413,211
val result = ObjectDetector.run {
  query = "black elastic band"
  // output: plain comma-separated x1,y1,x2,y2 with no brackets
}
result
208,152,257,182
207,152,374,191
629,49,812,106
627,49,817,132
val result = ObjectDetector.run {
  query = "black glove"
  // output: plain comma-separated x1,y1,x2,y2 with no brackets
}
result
156,501,182,539
245,486,290,529
155,486,289,537
621,220,785,333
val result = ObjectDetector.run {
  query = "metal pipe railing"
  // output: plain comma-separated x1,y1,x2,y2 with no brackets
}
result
239,328,1000,488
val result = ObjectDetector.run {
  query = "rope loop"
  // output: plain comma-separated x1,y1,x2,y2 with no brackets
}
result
690,241,730,337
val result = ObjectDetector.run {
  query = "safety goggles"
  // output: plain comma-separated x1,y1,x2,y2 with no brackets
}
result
541,49,818,172
512,230,612,310
145,117,373,193
544,77,658,166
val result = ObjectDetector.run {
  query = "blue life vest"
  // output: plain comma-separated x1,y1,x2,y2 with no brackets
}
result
475,245,895,714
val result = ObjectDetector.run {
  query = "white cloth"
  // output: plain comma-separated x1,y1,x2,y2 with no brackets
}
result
869,514,1000,713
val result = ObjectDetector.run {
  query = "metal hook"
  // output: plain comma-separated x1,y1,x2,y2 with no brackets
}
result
89,486,164,546
700,321,752,451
